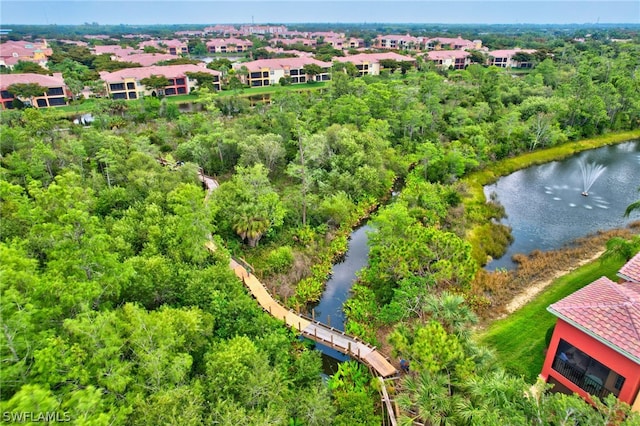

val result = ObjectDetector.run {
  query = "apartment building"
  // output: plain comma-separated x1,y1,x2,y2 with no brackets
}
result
119,53,178,67
488,48,537,68
203,25,240,36
425,36,481,51
270,38,317,47
93,45,141,59
0,73,68,109
235,57,331,86
334,52,415,76
374,34,424,50
206,38,254,53
541,253,640,412
139,39,188,55
99,64,221,100
0,40,53,69
426,50,471,69
239,25,287,35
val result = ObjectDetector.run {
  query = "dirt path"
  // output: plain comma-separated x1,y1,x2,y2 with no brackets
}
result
500,250,605,317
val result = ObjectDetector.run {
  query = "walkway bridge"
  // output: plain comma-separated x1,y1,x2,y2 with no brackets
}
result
225,254,398,378
202,184,399,423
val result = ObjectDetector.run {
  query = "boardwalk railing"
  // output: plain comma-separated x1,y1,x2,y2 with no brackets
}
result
204,206,398,423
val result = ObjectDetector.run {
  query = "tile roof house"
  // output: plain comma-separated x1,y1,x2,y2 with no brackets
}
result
270,37,317,47
425,50,471,70
425,36,481,51
489,48,537,68
119,53,178,67
139,39,188,55
99,64,221,100
234,57,332,86
374,34,424,50
0,40,53,69
0,72,69,109
540,253,640,412
203,25,240,37
619,253,640,283
93,45,141,58
206,38,253,53
334,52,415,76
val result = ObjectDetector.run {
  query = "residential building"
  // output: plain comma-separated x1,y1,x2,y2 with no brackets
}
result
206,38,254,53
0,40,53,69
309,31,346,39
0,73,68,109
263,47,314,58
270,37,316,47
93,45,141,59
234,57,331,86
334,52,415,76
540,253,640,412
203,25,240,37
175,30,205,37
425,50,471,70
139,39,188,55
324,36,349,49
99,64,221,100
119,53,178,67
239,25,287,35
488,48,537,68
374,34,423,50
425,36,481,51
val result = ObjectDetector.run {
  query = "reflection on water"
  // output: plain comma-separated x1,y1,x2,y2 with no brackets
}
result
485,141,640,270
307,225,371,369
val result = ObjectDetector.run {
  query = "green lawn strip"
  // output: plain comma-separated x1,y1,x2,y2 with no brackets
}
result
215,82,327,98
475,255,625,383
464,130,640,204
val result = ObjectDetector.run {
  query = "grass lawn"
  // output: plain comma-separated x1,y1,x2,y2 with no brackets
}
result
216,82,327,97
475,255,626,383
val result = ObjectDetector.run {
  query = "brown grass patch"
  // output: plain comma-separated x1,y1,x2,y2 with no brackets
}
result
471,226,639,323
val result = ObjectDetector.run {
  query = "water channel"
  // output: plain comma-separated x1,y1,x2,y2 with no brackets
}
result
484,140,640,270
307,225,372,372
311,141,640,369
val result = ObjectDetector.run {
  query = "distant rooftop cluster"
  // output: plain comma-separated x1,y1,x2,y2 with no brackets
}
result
0,23,548,110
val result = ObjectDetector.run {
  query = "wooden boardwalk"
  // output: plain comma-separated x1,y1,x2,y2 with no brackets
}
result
228,256,397,378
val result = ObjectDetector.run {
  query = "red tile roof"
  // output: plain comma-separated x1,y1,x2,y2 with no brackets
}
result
548,276,640,362
206,38,253,47
236,57,331,72
99,64,220,83
489,48,537,58
0,73,65,89
619,252,640,283
94,45,141,57
121,53,178,67
0,40,53,59
426,50,471,60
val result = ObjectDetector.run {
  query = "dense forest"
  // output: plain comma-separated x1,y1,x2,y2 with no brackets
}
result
1,27,640,424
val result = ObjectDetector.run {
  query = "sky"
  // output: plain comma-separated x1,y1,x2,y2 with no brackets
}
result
1,0,639,25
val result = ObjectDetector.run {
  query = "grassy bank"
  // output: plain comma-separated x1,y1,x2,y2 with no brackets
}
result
464,130,640,204
475,254,626,383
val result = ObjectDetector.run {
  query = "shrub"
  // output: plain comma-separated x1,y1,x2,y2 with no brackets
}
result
265,246,294,274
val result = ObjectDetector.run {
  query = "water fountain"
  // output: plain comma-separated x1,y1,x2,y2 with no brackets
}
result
579,160,606,196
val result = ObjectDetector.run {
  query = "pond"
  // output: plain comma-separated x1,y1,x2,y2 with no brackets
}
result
484,140,640,270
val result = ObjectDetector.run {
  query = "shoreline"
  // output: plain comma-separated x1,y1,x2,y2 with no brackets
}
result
501,249,605,317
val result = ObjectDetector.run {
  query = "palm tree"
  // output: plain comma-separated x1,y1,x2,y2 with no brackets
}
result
397,371,463,426
624,187,640,217
232,212,270,247
423,291,478,338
